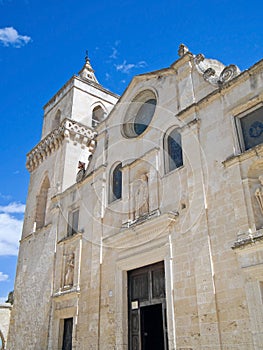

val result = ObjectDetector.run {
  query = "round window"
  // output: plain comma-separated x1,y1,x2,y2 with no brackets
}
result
123,90,157,138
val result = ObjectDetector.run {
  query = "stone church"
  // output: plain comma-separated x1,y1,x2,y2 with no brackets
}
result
7,45,263,350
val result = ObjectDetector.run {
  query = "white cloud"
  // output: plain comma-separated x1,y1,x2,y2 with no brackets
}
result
115,60,147,74
0,202,25,256
110,47,118,59
0,193,12,201
0,202,25,214
0,27,31,48
0,272,8,282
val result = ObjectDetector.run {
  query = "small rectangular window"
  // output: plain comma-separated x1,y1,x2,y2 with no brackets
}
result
236,106,263,151
67,209,79,236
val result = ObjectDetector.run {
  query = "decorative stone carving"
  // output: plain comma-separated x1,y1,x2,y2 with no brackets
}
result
218,64,239,85
255,175,263,214
26,118,97,172
134,174,149,219
203,68,216,81
194,54,240,87
194,53,205,64
178,44,189,57
64,253,75,288
76,162,86,183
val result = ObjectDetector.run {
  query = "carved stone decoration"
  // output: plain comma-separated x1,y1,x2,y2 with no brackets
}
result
76,161,86,183
218,64,240,85
255,175,263,215
194,53,205,64
178,44,189,57
203,68,216,81
194,54,240,87
134,174,149,219
64,253,75,288
26,118,97,172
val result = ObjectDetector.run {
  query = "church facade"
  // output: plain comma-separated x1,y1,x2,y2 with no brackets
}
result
7,46,263,350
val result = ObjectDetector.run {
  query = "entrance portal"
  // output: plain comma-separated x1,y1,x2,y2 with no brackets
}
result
141,304,164,350
128,262,168,350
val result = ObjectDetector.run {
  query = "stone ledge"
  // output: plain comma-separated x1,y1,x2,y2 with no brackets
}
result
232,229,263,249
121,209,161,229
57,232,82,245
103,211,178,251
53,287,80,300
223,143,263,168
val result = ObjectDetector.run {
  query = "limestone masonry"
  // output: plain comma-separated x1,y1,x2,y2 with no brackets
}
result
6,45,263,349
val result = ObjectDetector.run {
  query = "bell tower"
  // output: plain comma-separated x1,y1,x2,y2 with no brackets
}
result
8,57,118,350
23,55,119,238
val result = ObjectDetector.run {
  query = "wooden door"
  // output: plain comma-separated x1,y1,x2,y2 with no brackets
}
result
128,262,167,350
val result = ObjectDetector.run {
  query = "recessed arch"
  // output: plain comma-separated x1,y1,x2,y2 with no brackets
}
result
35,175,50,229
0,330,5,350
52,109,61,129
91,102,107,128
109,162,122,203
164,127,183,173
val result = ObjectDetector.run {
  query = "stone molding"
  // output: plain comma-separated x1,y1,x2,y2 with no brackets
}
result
26,118,97,172
232,228,263,249
223,143,263,168
194,53,240,86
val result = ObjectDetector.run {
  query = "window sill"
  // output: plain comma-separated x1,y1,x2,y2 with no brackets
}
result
232,228,263,250
223,143,263,168
108,197,122,206
162,165,184,178
57,232,82,244
53,286,80,299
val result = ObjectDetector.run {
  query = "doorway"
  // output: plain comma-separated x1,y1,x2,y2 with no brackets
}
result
62,317,73,350
128,262,168,350
141,304,165,350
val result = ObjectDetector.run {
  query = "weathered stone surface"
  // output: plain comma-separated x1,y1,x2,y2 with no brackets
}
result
8,49,263,349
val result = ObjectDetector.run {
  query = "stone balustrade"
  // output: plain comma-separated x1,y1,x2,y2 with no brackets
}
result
26,118,97,172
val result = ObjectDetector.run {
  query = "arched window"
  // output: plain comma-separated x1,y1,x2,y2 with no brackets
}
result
92,106,106,128
35,176,50,229
0,331,4,350
52,110,61,129
165,129,183,173
110,163,122,202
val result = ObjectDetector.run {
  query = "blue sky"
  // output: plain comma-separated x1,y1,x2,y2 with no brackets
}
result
0,0,262,302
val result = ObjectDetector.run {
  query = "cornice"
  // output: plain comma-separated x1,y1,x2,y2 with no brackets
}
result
222,144,263,168
43,75,119,114
232,228,263,250
177,58,263,121
26,118,97,172
103,211,178,251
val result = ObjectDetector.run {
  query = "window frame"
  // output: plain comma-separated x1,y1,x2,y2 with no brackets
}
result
109,162,122,203
122,90,157,138
67,208,79,236
163,128,183,174
92,105,106,128
234,104,263,153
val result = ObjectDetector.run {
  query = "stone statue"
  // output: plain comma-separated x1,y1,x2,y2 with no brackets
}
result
64,253,74,287
134,174,149,219
76,161,86,183
178,43,189,57
255,175,263,214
